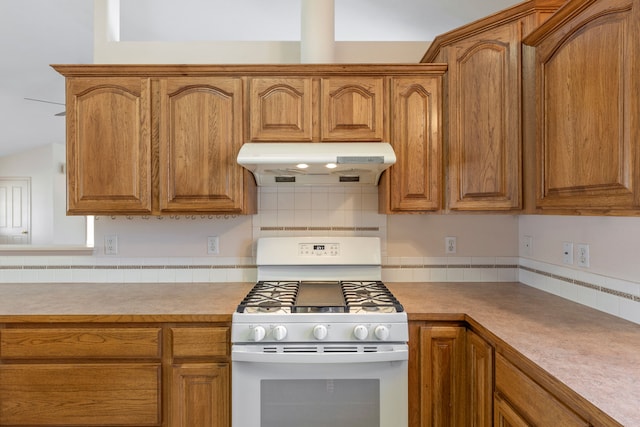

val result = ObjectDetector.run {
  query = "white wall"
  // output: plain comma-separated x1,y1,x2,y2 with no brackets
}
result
0,143,86,246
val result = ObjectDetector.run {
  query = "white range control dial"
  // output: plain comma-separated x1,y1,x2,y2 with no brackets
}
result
272,325,288,341
252,325,266,342
374,325,390,341
312,324,328,340
353,324,369,340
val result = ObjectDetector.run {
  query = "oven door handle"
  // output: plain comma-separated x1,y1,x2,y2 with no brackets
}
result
232,345,408,364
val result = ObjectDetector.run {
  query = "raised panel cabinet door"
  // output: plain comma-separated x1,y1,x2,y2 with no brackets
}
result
0,364,160,425
66,77,152,214
170,363,230,427
467,330,494,427
418,325,467,427
533,3,638,210
387,77,442,212
159,77,247,213
494,353,590,426
494,393,531,427
248,77,314,141
447,22,522,210
320,77,385,141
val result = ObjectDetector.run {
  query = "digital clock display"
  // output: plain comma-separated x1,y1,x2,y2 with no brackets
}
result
313,244,325,251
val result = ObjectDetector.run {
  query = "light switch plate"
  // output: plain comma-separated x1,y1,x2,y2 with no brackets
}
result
562,242,573,265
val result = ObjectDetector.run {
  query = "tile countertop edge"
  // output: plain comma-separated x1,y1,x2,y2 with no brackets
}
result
388,282,640,427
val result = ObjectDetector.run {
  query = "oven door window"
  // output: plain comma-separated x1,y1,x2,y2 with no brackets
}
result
261,379,380,427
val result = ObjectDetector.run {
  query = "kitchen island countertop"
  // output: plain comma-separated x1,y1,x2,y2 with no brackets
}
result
0,281,638,425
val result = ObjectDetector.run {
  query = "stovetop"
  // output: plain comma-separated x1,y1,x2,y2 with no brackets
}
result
236,280,404,315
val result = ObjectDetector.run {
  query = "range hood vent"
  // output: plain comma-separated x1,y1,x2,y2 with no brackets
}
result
237,142,396,186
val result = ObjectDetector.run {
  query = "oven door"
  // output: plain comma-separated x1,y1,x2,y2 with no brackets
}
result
232,344,408,427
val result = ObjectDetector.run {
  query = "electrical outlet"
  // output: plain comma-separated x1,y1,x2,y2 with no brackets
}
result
207,236,219,255
104,235,118,255
522,235,533,256
562,242,574,265
577,244,590,267
445,236,457,254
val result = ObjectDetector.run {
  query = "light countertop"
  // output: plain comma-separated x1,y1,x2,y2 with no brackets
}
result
0,281,638,425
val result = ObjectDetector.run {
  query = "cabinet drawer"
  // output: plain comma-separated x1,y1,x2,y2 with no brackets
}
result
0,328,161,359
171,327,229,358
0,364,160,425
495,353,589,427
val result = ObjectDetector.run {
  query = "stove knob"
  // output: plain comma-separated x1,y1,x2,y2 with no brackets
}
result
374,325,390,341
353,325,369,340
273,325,288,341
313,325,328,340
252,326,266,342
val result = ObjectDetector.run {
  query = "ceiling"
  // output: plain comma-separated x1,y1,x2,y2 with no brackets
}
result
0,0,520,158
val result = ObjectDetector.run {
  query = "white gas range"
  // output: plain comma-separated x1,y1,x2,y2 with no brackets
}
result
231,236,408,427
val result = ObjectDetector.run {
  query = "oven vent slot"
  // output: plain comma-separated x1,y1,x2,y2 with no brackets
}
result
363,346,378,352
323,346,359,353
263,346,278,353
283,346,318,353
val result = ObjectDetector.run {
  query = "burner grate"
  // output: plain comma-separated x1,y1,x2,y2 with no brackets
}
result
236,280,404,314
236,281,298,313
341,281,404,313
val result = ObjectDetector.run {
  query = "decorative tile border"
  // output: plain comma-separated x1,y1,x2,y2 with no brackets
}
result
3,260,638,307
260,226,380,232
383,264,518,269
1,264,255,271
519,265,639,302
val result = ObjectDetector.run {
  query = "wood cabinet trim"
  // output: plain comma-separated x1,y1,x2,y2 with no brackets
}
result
53,63,449,77
422,0,566,62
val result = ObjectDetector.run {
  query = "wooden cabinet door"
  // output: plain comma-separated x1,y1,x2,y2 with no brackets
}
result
494,393,531,427
410,323,467,427
66,77,152,214
159,77,251,213
320,77,385,141
495,353,589,427
248,77,314,141
447,21,522,211
0,364,161,425
170,363,230,427
383,76,442,212
530,0,639,211
467,330,493,427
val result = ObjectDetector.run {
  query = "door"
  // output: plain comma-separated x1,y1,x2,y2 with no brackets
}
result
66,77,152,215
158,77,247,213
0,178,30,244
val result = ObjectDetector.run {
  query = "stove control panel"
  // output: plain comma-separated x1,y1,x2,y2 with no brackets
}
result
232,317,408,344
298,243,340,257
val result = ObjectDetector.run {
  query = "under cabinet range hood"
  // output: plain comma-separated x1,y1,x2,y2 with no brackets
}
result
237,142,396,186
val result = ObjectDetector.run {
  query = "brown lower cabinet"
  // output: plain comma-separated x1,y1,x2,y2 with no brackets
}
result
0,320,621,426
409,322,493,427
0,324,230,427
409,321,620,427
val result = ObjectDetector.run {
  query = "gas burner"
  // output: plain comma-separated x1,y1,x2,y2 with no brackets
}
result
342,281,404,313
236,281,298,313
256,301,283,312
237,280,404,314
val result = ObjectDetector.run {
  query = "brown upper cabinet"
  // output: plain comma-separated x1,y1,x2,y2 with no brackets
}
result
55,64,446,216
247,76,385,142
421,0,564,212
379,76,443,212
248,77,314,141
157,77,249,213
55,65,258,216
64,76,153,214
523,0,640,214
